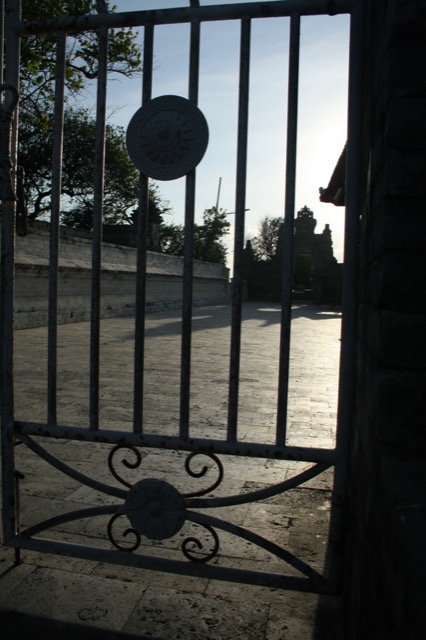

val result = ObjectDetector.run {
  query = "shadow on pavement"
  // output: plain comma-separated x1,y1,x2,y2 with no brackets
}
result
0,612,156,640
139,302,341,338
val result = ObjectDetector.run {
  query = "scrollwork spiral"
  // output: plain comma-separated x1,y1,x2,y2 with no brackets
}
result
108,444,142,488
182,522,219,563
107,512,141,552
183,452,224,498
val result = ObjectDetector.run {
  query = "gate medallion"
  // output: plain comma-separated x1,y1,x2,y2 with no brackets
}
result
124,478,186,540
126,95,209,180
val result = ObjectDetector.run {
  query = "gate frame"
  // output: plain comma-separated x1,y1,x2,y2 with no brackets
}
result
1,0,364,596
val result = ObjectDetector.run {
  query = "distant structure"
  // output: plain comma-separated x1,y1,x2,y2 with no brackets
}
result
293,205,335,272
242,205,342,303
293,205,342,304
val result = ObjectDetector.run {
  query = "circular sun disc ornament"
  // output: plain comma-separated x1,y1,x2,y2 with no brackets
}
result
126,95,209,181
124,478,186,540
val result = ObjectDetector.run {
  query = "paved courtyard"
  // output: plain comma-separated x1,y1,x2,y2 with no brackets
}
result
1,303,343,639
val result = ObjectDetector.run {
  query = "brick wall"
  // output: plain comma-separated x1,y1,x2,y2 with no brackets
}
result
344,1,426,638
10,220,229,329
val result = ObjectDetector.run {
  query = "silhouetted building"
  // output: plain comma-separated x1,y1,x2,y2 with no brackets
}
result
243,206,341,302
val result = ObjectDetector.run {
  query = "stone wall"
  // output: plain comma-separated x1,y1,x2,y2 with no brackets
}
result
344,1,426,638
11,220,229,329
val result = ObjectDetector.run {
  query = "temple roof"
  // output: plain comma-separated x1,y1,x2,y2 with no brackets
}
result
319,143,346,207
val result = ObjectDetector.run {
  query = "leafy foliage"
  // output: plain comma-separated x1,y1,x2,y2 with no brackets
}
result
251,216,283,261
159,223,186,257
20,1,141,109
194,207,231,264
18,106,170,229
14,1,228,262
161,207,230,265
19,108,135,224
14,0,146,226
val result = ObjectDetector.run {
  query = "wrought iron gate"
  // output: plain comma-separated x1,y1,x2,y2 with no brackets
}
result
1,0,362,595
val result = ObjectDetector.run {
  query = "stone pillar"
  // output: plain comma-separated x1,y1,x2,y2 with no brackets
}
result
344,1,426,638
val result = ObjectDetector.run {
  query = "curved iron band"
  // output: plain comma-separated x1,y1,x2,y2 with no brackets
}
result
18,435,329,512
21,502,324,584
186,510,325,584
11,533,332,593
18,435,329,511
185,461,331,509
18,434,127,499
20,504,120,538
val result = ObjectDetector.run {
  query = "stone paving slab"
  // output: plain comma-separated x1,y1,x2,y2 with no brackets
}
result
1,303,343,638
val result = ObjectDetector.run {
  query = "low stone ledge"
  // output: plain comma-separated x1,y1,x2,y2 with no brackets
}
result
1,220,230,328
14,220,228,280
14,257,229,329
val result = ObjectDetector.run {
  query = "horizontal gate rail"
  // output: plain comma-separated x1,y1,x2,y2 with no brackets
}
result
14,420,337,463
17,1,352,35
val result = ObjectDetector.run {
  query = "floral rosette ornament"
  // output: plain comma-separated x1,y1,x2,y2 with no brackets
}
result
124,478,186,540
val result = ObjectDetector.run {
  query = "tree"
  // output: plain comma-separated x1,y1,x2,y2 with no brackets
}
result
18,104,171,230
14,0,143,224
160,207,230,265
159,223,186,257
251,216,283,261
13,1,175,232
19,1,141,109
194,207,230,264
19,107,138,224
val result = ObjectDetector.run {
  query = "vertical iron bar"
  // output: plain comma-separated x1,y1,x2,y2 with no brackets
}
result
14,470,24,564
329,0,364,584
227,17,251,442
90,25,108,430
133,23,153,433
180,19,200,439
0,0,4,83
47,32,66,425
275,14,300,444
1,0,20,544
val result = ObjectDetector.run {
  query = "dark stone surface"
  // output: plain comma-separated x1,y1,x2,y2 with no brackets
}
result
344,0,426,637
377,310,426,368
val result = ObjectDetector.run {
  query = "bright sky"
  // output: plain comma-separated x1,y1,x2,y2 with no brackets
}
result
100,1,350,264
